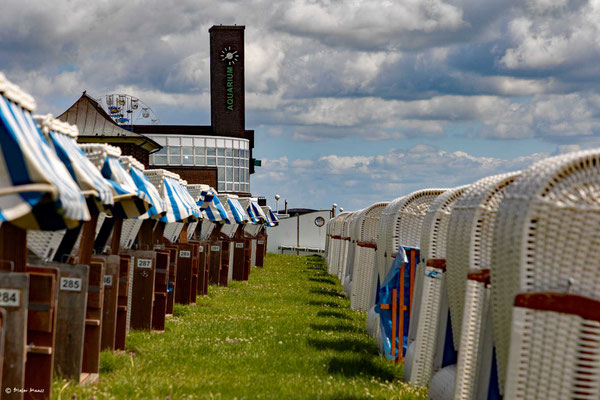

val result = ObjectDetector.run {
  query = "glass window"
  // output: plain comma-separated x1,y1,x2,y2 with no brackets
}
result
233,140,239,149
217,157,225,166
167,137,180,146
234,183,239,191
217,139,225,148
218,167,224,181
154,136,166,146
168,146,181,165
226,158,233,166
195,147,205,156
207,157,216,166
182,137,193,146
218,182,225,191
207,148,216,156
217,148,225,156
182,146,193,165
226,139,233,148
233,149,239,157
194,138,204,146
226,183,233,191
234,158,239,167
234,168,239,181
153,153,167,165
195,155,205,166
225,148,232,157
206,138,216,147
226,167,233,181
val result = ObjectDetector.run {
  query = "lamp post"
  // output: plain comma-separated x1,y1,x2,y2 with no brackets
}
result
339,208,344,213
275,194,280,215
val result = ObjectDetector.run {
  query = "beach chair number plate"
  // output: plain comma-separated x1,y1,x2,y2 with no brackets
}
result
0,288,20,307
179,250,191,258
258,240,264,244
104,275,113,287
60,277,82,292
211,246,220,252
199,246,203,253
235,243,244,248
137,259,152,269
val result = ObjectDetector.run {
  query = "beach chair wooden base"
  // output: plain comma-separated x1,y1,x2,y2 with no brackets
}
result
81,259,104,381
24,265,59,400
255,236,266,268
231,239,248,281
174,243,194,304
42,262,88,380
152,250,169,331
197,241,209,295
114,255,130,351
98,255,120,351
188,241,200,303
126,251,156,331
219,241,230,287
0,271,29,400
208,242,222,285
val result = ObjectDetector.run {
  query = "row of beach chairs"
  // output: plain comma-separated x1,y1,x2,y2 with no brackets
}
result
325,149,600,399
0,73,279,399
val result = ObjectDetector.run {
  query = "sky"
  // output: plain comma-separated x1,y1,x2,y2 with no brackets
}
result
2,0,600,211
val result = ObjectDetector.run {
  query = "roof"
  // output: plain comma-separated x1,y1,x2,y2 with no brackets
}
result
129,124,254,141
58,93,162,153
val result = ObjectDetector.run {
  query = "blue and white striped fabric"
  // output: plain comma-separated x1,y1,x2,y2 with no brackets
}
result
100,155,152,219
129,166,166,219
228,198,250,224
198,189,229,223
247,201,267,224
174,181,200,220
266,206,280,227
0,85,89,230
159,177,197,223
48,129,114,213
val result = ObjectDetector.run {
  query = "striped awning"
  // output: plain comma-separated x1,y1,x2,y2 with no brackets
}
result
80,144,152,219
143,170,195,223
38,116,114,214
228,198,250,224
247,200,267,224
175,180,200,220
198,189,229,223
120,156,166,220
265,206,280,227
0,75,89,230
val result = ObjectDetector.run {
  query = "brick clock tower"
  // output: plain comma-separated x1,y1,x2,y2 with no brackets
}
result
210,25,245,137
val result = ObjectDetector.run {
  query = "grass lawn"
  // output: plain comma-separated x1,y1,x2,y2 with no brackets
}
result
53,254,426,399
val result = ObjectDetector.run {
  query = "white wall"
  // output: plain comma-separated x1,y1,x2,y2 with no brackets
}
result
266,210,332,253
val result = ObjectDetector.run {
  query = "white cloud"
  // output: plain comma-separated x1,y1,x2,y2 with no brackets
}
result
252,145,549,210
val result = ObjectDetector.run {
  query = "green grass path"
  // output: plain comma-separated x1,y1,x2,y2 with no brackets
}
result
53,254,426,399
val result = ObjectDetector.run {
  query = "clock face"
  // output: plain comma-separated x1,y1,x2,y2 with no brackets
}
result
220,46,239,66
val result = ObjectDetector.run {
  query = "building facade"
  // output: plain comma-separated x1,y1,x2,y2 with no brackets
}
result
60,25,257,196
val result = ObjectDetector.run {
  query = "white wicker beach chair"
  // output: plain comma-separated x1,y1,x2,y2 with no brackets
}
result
426,173,519,398
337,212,354,280
504,292,600,399
348,202,388,312
490,149,600,393
376,190,446,283
403,186,468,382
327,212,346,276
342,210,363,294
